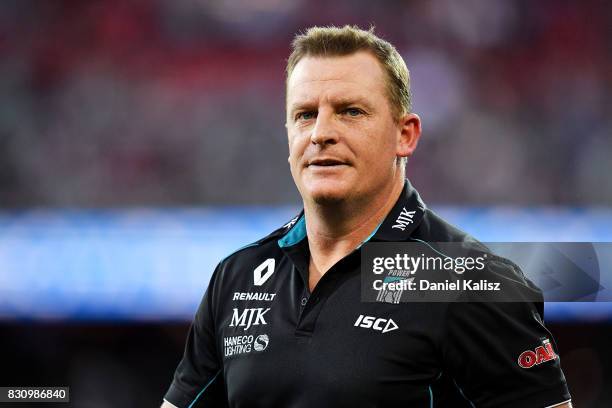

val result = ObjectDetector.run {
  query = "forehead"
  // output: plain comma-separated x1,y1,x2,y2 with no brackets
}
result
287,51,388,105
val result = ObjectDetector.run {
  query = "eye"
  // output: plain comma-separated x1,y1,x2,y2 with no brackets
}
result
295,111,316,121
344,107,363,117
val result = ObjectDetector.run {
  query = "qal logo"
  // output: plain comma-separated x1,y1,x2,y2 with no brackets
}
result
392,207,416,231
254,258,275,286
354,314,399,333
518,338,558,369
230,307,270,331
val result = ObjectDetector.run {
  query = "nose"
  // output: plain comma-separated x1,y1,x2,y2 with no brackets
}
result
310,110,339,146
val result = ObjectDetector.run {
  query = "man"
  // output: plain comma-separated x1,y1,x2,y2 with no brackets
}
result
162,26,572,407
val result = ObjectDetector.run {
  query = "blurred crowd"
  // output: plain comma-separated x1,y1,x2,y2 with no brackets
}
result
0,0,610,207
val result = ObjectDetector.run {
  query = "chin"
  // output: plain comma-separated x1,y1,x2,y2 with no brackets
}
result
304,181,351,205
310,191,346,205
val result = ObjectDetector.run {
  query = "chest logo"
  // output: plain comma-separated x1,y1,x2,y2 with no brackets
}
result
253,334,270,351
354,314,399,333
230,307,270,331
254,258,275,286
392,207,416,231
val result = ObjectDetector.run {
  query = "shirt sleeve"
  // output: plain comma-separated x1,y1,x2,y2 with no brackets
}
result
441,258,571,408
164,264,229,408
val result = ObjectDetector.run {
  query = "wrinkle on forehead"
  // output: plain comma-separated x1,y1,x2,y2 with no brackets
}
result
289,75,367,98
287,52,388,110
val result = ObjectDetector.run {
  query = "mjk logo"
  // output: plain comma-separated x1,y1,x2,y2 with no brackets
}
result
518,338,558,368
392,207,416,231
354,314,399,333
230,308,270,331
254,258,275,286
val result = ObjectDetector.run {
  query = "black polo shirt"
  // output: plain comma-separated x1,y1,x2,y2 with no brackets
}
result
164,180,571,408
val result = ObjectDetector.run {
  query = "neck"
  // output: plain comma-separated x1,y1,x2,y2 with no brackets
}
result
304,175,405,277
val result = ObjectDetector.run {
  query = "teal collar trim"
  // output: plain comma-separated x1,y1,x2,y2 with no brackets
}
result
278,214,307,248
278,215,382,249
358,221,382,248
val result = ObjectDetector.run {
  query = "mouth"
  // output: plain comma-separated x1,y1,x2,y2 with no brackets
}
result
307,158,348,167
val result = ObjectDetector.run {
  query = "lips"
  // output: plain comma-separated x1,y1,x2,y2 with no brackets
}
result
307,158,347,167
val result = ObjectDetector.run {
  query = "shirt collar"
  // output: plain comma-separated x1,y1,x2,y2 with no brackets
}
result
277,179,427,248
368,178,427,242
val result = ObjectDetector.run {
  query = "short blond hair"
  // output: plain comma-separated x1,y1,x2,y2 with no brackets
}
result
286,25,412,120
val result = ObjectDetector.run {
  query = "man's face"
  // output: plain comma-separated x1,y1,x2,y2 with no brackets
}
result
286,51,411,205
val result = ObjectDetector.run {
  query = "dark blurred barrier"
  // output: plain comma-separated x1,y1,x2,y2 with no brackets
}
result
0,323,185,408
0,322,609,407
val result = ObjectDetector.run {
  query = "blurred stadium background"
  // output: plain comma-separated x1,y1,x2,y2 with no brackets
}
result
0,0,611,406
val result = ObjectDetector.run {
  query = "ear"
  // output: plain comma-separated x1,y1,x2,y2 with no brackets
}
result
396,113,421,158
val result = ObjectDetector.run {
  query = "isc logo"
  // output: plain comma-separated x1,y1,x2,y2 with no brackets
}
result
354,314,398,333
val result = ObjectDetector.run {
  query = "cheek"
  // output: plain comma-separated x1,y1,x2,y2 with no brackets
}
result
287,134,303,166
287,135,305,183
288,130,308,155
356,126,393,157
356,130,398,169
